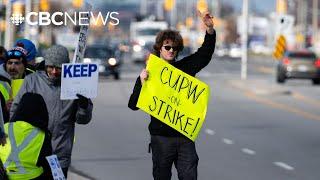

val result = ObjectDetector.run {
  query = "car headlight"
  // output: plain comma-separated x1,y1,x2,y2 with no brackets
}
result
133,45,142,52
83,58,92,63
108,58,117,66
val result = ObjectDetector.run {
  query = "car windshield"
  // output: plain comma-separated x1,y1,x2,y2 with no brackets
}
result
85,47,112,58
288,53,316,60
137,28,162,36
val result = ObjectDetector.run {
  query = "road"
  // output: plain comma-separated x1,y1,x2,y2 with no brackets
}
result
70,54,320,180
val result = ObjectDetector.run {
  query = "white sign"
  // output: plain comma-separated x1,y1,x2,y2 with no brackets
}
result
46,155,65,180
276,14,294,34
72,2,92,63
61,63,99,100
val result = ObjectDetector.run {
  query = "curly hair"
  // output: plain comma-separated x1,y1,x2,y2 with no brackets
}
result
153,29,184,58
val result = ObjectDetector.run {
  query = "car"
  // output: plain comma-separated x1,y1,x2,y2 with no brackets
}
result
228,44,242,58
130,20,168,63
276,51,320,84
84,45,122,80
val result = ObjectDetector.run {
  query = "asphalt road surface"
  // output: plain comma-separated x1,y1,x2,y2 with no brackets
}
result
71,54,320,180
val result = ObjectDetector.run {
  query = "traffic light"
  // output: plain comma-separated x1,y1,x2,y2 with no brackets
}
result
197,0,208,13
164,0,175,11
186,17,193,28
12,2,24,14
72,0,83,8
273,35,286,59
276,0,287,14
40,0,49,11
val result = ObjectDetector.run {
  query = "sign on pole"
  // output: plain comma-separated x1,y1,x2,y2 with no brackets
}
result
72,2,92,63
61,63,98,100
137,55,210,141
273,34,286,60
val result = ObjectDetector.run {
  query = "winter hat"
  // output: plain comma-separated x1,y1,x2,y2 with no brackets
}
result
15,39,37,61
44,45,70,68
6,47,28,66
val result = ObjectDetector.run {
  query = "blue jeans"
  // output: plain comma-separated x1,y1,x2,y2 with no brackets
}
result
150,135,199,180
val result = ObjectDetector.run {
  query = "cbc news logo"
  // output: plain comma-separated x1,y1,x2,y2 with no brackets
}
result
10,13,25,25
9,11,119,26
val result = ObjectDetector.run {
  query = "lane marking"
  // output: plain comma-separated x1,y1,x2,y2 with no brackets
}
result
257,66,274,74
245,91,320,121
241,148,256,155
273,162,295,171
292,92,320,107
205,129,215,135
222,138,234,145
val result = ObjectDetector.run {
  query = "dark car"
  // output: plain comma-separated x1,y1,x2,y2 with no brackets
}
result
276,51,320,84
84,45,122,79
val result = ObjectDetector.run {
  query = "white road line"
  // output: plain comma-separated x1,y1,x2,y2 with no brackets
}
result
273,162,295,171
205,129,215,135
241,148,256,155
222,138,234,145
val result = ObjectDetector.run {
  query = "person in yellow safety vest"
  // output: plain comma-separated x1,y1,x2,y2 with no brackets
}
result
0,92,53,180
0,47,33,123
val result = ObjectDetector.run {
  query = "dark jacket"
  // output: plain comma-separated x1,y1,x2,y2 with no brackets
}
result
128,30,216,137
10,92,53,180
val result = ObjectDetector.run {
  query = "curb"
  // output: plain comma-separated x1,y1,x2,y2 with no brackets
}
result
68,166,95,180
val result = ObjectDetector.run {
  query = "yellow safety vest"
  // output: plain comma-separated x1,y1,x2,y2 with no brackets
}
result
0,81,11,102
11,79,24,100
0,121,45,180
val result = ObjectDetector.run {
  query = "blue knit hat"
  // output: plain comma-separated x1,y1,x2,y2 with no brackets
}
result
14,39,37,62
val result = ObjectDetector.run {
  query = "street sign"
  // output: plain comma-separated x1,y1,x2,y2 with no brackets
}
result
276,14,294,35
273,34,286,60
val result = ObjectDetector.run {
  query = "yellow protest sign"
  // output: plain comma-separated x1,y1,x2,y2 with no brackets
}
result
137,54,210,141
11,79,24,99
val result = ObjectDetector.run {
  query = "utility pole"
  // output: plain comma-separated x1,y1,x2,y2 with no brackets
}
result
313,0,318,48
24,0,31,39
241,0,249,80
140,0,147,16
297,0,307,48
4,0,12,49
156,0,164,20
170,0,176,28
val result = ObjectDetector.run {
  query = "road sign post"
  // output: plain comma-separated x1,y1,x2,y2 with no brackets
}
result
273,34,286,60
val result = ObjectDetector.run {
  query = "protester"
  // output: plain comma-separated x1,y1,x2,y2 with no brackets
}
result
10,45,93,178
14,39,38,72
5,47,30,79
0,46,7,65
0,92,53,179
0,47,33,117
128,11,216,180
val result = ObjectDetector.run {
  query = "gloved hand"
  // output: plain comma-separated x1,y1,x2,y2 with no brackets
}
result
76,94,89,109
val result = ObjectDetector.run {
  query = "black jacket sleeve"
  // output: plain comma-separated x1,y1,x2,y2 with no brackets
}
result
128,77,142,111
36,132,53,179
176,30,216,74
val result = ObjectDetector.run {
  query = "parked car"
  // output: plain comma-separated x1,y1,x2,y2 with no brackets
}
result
84,45,122,80
276,51,320,84
228,44,242,58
